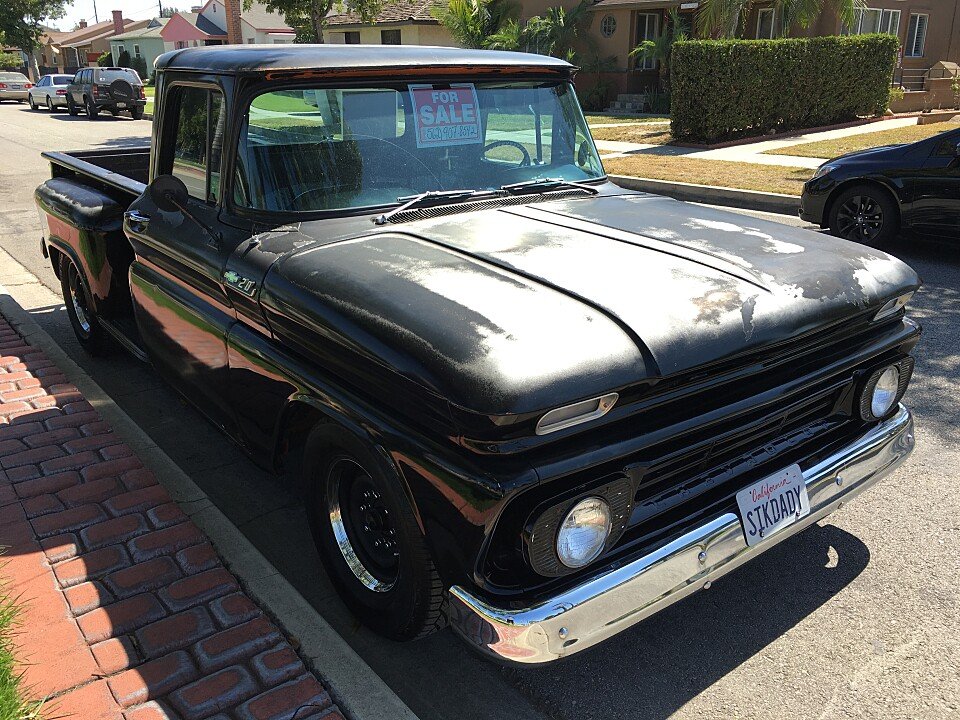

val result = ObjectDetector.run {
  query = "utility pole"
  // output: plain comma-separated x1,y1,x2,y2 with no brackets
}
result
159,0,163,16
92,0,99,23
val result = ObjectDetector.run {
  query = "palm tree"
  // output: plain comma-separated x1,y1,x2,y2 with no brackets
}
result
630,8,688,90
697,0,858,38
524,0,594,58
432,0,520,49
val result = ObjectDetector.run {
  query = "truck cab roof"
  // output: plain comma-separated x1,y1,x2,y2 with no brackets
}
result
154,44,575,76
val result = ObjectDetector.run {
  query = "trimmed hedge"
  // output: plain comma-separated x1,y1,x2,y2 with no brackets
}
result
671,35,899,144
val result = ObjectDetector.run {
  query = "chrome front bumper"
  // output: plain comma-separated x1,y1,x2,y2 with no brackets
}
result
448,405,915,664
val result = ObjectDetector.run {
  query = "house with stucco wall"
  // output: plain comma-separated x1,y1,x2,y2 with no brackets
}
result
322,0,455,46
160,0,294,49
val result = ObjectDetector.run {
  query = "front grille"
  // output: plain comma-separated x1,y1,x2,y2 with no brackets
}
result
623,382,851,544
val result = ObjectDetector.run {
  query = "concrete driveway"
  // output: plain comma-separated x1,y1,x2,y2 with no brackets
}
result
1,100,957,720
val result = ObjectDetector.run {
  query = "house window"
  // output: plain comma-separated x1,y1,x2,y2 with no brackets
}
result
133,44,141,58
344,31,360,44
600,15,616,37
847,8,900,35
381,29,401,45
175,40,187,49
756,8,775,39
635,13,659,71
906,13,928,56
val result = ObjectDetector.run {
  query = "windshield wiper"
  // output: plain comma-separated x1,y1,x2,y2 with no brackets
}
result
500,178,601,195
374,189,492,225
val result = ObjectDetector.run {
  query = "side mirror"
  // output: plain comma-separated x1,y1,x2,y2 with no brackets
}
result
577,141,590,167
954,141,960,157
149,174,189,213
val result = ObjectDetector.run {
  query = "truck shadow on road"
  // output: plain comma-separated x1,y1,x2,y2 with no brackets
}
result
505,522,870,720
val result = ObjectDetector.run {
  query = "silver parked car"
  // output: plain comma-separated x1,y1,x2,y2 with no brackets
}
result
28,74,74,110
0,72,32,102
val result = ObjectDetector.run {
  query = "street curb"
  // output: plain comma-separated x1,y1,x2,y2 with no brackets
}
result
610,175,801,216
0,263,419,720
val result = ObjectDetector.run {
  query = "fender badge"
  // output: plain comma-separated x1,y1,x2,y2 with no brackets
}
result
223,270,257,297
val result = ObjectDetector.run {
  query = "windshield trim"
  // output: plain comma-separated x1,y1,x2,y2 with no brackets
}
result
226,77,607,223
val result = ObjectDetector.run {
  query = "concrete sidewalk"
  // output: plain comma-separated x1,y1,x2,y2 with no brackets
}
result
0,309,341,720
596,116,918,167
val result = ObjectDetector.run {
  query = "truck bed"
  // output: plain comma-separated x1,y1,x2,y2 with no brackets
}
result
42,146,150,201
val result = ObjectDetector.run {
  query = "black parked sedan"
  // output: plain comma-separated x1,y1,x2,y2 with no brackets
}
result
801,123,960,245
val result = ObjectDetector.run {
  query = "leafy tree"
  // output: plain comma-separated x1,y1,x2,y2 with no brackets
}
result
0,0,68,79
117,49,131,68
522,1,593,58
160,6,179,17
244,0,392,44
432,0,519,49
630,8,688,90
131,55,148,79
0,51,23,69
697,0,857,38
97,50,112,66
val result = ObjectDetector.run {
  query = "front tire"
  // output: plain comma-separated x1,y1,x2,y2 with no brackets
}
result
45,96,54,111
67,96,78,116
131,106,144,120
304,424,445,640
85,96,99,119
60,258,109,355
829,185,899,247
28,95,37,110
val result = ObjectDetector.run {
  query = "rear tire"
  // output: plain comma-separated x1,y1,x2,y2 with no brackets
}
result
85,96,99,119
60,258,110,355
304,424,446,641
828,184,900,247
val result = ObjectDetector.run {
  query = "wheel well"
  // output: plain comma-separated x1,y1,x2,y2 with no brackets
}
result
824,179,901,228
48,245,64,280
274,400,330,484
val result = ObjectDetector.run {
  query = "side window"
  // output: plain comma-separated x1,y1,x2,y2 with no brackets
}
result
38,77,48,87
169,86,226,203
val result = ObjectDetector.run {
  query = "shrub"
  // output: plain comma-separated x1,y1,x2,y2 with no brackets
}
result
131,56,148,80
97,51,113,67
117,49,131,68
671,35,899,144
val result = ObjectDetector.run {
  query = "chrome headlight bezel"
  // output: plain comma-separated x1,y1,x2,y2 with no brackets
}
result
858,358,914,422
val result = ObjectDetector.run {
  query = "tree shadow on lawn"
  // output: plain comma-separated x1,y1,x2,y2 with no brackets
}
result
505,523,870,720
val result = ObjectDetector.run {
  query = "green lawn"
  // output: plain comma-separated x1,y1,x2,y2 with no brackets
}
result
0,587,43,720
767,122,958,159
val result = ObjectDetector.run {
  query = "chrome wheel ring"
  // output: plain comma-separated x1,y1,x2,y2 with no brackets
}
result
68,266,92,334
326,457,400,593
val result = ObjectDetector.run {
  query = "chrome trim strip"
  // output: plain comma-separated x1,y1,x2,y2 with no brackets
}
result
535,392,619,435
448,405,915,664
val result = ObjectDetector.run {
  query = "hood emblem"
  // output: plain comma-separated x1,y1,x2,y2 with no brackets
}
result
223,270,257,297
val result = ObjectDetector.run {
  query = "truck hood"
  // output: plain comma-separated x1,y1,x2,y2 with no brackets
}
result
261,192,919,415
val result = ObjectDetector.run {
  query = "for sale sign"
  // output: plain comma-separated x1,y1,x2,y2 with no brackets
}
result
409,84,483,148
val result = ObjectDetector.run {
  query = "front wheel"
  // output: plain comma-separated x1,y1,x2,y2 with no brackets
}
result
131,106,144,120
85,97,99,119
28,95,37,110
67,96,78,116
60,258,110,355
46,96,54,111
828,185,900,247
304,425,446,640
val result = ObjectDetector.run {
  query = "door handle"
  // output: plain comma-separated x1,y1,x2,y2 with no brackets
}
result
124,210,151,232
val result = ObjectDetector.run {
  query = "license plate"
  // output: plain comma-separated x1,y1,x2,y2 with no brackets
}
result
736,464,810,547
117,102,126,108
11,85,21,89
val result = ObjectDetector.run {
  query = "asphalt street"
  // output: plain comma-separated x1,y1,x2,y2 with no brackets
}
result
0,101,957,720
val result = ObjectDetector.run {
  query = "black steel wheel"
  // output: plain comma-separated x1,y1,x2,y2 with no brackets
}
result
829,185,899,247
85,96,99,119
304,424,446,640
60,258,109,354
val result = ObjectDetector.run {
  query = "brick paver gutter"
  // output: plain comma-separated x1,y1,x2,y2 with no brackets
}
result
0,312,343,720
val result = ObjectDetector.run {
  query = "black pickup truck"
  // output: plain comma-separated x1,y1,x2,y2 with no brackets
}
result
35,45,921,665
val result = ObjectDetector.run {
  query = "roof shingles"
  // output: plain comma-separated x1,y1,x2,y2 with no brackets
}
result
325,0,443,27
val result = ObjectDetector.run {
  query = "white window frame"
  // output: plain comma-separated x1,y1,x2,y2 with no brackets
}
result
635,13,659,71
847,7,900,35
756,7,775,39
906,13,928,57
133,44,141,58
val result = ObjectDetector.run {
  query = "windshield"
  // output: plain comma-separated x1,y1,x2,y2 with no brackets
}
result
235,81,604,213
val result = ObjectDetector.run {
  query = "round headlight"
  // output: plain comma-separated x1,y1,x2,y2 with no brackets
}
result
556,497,612,569
871,366,900,418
